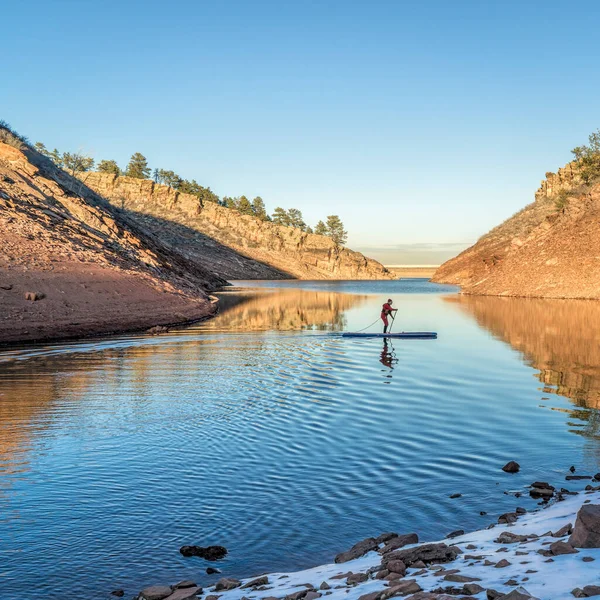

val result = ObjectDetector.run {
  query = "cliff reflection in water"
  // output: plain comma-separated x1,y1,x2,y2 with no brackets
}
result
207,287,369,332
449,295,600,435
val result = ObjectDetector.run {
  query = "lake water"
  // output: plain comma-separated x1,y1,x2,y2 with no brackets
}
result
1,280,600,599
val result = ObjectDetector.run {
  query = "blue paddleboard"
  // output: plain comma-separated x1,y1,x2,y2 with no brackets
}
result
341,332,437,339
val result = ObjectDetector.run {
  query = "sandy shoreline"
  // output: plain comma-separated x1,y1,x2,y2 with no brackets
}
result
0,263,219,346
133,478,600,600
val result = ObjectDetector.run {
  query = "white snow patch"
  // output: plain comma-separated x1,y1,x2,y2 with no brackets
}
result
211,490,600,600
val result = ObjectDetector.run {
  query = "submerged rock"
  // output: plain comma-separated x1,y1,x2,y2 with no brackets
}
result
180,545,228,560
502,461,520,473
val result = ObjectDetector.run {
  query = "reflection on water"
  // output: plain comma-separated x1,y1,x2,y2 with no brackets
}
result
208,287,370,331
1,280,600,599
449,294,600,441
448,296,600,407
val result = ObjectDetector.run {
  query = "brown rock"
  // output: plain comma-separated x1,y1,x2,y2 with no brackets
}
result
386,560,407,575
582,586,600,596
319,582,331,590
380,534,419,555
464,583,485,595
24,291,45,301
173,582,197,590
304,592,321,600
383,543,460,567
358,593,380,600
443,573,481,583
552,523,573,537
502,461,520,473
335,538,379,563
241,576,269,589
111,591,124,598
494,559,511,568
501,589,540,599
164,587,202,600
346,573,368,585
215,578,241,591
498,512,518,524
140,586,173,600
379,580,421,598
550,540,578,555
495,531,528,544
569,504,600,548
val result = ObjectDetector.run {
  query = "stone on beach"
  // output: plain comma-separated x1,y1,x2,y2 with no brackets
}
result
139,586,173,600
569,504,600,548
550,540,578,555
335,537,379,563
383,543,460,567
380,534,419,554
164,587,202,600
241,576,269,589
214,578,241,591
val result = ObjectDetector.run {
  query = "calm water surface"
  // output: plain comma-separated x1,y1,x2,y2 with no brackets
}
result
1,280,600,599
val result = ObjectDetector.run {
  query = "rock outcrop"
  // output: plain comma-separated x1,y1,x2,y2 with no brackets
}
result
433,162,600,298
0,142,225,344
78,172,393,281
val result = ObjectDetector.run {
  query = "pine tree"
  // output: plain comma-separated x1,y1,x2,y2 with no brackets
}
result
125,153,151,179
287,208,306,230
325,215,348,246
272,207,289,225
251,196,267,220
98,159,121,175
237,195,254,215
314,220,327,235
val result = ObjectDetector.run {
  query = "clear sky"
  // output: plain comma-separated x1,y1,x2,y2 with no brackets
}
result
2,0,599,264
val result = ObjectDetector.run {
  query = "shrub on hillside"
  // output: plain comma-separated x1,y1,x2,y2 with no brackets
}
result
572,129,600,183
0,120,29,150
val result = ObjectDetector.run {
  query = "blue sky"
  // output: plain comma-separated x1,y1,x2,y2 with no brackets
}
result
2,0,599,264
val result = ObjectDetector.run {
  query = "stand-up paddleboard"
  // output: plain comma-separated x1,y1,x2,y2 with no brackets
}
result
341,332,437,339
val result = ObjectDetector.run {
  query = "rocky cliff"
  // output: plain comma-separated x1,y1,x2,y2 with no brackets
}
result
0,142,225,344
433,162,600,298
78,172,393,280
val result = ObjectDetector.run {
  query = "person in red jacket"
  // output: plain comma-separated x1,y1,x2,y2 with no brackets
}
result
381,299,397,333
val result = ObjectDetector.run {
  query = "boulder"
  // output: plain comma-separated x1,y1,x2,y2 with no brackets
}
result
550,540,578,555
446,530,464,539
463,583,484,595
24,291,45,301
206,568,221,575
180,545,228,560
214,578,241,591
241,576,269,589
379,580,421,598
494,559,511,568
380,534,419,554
173,582,197,590
383,543,460,567
529,482,555,498
502,461,520,473
346,573,368,585
569,505,600,548
335,537,379,563
140,586,173,600
304,592,321,600
319,582,331,590
552,523,573,537
495,532,528,544
376,532,400,544
582,586,600,596
387,560,406,575
498,512,518,524
164,588,202,600
443,573,481,583
501,588,540,600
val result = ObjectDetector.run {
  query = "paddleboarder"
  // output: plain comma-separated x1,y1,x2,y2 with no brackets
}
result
381,299,397,333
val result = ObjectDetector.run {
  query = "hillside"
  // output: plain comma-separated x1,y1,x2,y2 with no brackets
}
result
433,161,600,298
78,172,393,281
0,141,226,344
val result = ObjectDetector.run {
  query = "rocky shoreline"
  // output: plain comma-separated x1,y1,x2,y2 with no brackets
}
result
131,471,600,600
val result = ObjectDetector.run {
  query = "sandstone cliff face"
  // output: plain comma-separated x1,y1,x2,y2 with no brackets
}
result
79,172,393,280
0,143,224,343
433,163,600,298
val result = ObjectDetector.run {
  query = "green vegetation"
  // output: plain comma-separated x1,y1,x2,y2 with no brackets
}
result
125,152,151,179
98,159,121,175
0,121,29,150
554,188,571,211
31,138,349,244
572,129,600,183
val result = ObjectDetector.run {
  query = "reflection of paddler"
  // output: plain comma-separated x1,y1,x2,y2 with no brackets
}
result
379,339,397,368
380,299,398,333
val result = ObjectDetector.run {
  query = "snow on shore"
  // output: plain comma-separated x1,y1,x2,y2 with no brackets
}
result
210,489,600,600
